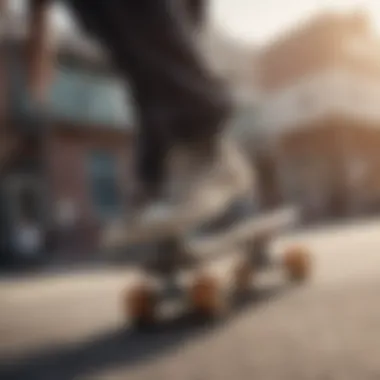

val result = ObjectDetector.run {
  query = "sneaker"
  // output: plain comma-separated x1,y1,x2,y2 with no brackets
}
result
103,137,254,246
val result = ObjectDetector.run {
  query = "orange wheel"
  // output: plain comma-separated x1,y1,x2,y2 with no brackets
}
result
283,246,311,282
123,282,157,328
189,274,226,318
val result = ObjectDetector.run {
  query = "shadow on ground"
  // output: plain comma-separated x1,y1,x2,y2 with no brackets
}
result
0,283,295,380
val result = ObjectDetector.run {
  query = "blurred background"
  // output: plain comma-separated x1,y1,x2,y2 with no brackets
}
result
2,0,380,268
1,1,380,379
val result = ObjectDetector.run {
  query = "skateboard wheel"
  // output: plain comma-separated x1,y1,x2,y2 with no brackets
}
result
234,260,254,293
283,246,311,282
189,274,227,319
124,282,157,328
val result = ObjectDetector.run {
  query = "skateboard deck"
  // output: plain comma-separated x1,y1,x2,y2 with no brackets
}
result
104,206,299,269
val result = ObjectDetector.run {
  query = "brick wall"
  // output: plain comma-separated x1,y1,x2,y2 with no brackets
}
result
276,119,380,219
47,127,134,254
336,122,380,213
275,121,345,219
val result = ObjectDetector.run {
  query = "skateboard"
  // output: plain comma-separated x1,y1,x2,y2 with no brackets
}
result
103,205,312,329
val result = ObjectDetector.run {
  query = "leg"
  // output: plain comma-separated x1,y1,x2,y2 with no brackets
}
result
64,0,231,198
185,0,208,27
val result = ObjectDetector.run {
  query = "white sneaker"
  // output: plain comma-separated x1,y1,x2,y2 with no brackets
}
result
103,137,254,246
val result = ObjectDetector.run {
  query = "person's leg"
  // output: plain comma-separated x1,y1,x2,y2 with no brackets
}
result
64,0,232,199
132,96,171,200
185,0,207,28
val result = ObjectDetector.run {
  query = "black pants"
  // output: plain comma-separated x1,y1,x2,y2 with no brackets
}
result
64,0,232,197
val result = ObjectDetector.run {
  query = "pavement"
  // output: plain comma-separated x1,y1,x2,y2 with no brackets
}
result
1,218,380,380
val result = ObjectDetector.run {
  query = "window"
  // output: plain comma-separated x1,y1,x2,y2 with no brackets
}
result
8,52,30,117
49,66,133,126
49,66,89,122
8,54,134,127
85,76,132,126
88,152,121,218
19,188,40,222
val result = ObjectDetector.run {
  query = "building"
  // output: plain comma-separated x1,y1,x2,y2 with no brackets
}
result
256,11,380,220
0,3,135,267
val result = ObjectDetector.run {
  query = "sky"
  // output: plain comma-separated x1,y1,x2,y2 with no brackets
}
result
9,0,380,46
211,0,380,45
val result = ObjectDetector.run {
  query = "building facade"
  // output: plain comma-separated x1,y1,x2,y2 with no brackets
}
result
0,4,135,267
256,11,380,221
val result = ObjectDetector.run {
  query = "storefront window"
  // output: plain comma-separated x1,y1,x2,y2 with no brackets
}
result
49,66,133,126
8,53,134,127
88,152,122,218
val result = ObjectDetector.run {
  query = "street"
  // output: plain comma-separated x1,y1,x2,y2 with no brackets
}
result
1,219,380,380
